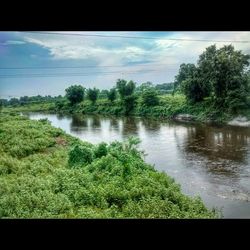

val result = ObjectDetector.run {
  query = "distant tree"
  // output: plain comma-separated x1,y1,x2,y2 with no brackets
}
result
136,81,153,93
9,98,20,106
19,96,29,105
107,88,116,103
99,90,109,99
65,85,85,105
141,88,159,106
155,83,174,94
0,99,8,107
87,88,99,104
116,79,136,100
116,79,136,114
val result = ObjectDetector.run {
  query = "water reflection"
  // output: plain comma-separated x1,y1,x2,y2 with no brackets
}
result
140,118,161,131
121,117,139,137
110,117,119,130
70,114,88,134
179,124,250,177
91,115,101,128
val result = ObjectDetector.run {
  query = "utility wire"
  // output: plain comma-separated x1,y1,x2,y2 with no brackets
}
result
0,69,171,78
21,31,250,43
0,63,177,70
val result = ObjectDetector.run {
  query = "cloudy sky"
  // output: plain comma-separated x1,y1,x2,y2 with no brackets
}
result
0,31,250,98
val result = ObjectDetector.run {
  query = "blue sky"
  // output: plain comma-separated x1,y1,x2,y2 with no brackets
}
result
0,31,250,99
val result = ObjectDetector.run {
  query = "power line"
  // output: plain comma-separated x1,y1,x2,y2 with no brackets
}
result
0,69,172,78
21,31,250,43
0,63,177,70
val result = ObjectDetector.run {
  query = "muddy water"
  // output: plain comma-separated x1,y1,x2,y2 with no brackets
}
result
26,112,250,218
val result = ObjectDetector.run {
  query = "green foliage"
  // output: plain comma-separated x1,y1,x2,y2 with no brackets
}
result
94,142,108,158
8,98,20,106
87,88,99,104
68,144,94,167
174,45,250,115
155,82,174,95
135,81,153,93
175,64,210,103
0,113,216,218
174,63,197,93
124,95,137,115
197,44,250,108
107,88,116,103
65,85,85,105
141,88,160,107
0,115,63,158
116,79,136,100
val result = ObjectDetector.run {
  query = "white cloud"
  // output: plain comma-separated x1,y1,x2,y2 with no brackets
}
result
22,32,250,85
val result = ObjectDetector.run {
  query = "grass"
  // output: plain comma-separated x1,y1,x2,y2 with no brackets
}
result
0,112,217,218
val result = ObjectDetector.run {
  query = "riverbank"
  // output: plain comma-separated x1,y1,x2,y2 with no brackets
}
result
3,94,250,127
0,112,216,218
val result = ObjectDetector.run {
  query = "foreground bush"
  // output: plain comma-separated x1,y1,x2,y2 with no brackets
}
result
0,113,217,218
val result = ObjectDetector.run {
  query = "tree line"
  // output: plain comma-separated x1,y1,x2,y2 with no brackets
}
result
1,45,249,116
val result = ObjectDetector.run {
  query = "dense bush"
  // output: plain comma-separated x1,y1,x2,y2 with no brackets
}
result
141,88,160,107
94,142,108,158
68,144,94,167
0,113,216,218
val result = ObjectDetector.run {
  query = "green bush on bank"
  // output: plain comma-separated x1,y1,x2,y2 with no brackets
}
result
0,113,217,218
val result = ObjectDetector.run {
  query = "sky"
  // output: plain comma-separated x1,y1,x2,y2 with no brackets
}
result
0,31,250,99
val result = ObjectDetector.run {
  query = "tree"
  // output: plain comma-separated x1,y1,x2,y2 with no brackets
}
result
8,98,20,106
99,89,109,99
116,79,136,114
65,85,85,105
155,83,174,94
141,88,159,106
107,88,116,103
174,63,197,93
136,81,153,93
19,96,29,105
198,44,250,109
175,63,210,103
124,95,137,115
0,99,8,107
116,79,136,100
87,88,99,104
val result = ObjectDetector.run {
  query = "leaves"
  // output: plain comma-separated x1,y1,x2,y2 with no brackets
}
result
0,113,217,218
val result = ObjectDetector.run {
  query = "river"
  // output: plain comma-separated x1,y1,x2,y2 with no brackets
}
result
26,112,250,218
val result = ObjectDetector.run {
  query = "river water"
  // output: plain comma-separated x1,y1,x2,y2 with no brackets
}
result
26,112,250,218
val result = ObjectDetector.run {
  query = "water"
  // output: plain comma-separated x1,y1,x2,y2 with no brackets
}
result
26,112,250,218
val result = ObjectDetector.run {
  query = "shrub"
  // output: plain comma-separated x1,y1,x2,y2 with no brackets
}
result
94,142,108,158
68,144,94,167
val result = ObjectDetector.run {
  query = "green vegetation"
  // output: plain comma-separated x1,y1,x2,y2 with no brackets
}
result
65,85,85,105
141,88,160,107
2,45,250,124
107,88,117,103
87,88,99,104
0,113,216,218
174,45,250,114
